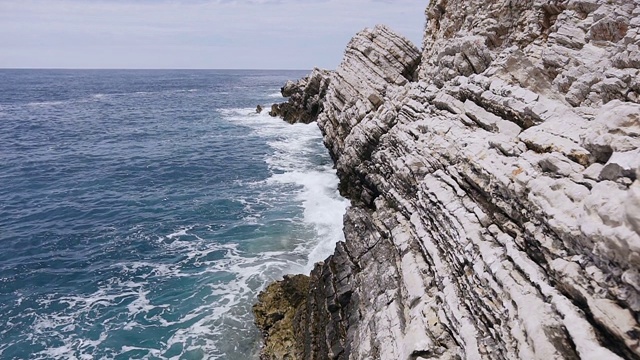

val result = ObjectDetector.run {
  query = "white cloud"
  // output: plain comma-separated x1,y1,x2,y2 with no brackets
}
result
0,0,426,69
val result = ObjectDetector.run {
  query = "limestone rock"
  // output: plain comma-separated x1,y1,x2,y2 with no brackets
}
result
317,24,422,166
257,0,640,359
269,68,331,124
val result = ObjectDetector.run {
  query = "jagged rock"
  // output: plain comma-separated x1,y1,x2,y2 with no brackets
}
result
268,68,331,124
599,149,640,181
253,274,309,360
588,16,629,42
317,24,422,186
257,0,640,359
582,100,640,162
256,104,263,113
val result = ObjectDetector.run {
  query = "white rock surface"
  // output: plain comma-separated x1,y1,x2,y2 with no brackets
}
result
259,1,640,359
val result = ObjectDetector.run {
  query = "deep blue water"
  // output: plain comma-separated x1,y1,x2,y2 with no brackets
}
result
0,70,348,359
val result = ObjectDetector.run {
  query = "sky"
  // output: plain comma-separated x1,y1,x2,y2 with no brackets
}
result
0,0,426,70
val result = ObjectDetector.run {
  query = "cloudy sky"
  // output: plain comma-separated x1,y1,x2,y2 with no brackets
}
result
0,0,426,70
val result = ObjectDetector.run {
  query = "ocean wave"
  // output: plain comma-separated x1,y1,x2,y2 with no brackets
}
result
26,100,68,107
221,107,348,270
1,81,346,359
9,89,202,110
17,225,298,359
266,168,349,271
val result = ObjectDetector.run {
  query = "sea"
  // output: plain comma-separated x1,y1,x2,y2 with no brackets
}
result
0,69,349,359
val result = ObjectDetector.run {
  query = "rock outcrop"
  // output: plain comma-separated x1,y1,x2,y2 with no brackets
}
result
253,274,310,360
269,68,332,124
256,1,640,359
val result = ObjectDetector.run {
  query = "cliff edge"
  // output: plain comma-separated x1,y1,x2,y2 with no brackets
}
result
256,1,640,359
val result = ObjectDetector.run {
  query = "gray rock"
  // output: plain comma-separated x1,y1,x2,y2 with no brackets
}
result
268,68,331,124
599,149,640,181
257,0,640,359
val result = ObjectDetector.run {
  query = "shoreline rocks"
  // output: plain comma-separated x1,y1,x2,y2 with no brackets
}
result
257,0,640,359
268,68,332,124
253,274,310,360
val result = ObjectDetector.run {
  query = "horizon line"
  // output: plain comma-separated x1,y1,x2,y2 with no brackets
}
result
0,67,315,71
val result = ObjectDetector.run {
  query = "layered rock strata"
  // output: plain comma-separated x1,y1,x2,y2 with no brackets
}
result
256,1,640,359
269,68,331,124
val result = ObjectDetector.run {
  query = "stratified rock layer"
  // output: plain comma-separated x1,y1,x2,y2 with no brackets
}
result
257,1,640,359
269,68,331,124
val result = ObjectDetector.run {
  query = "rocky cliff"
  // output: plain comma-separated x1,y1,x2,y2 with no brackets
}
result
256,1,640,359
268,68,332,124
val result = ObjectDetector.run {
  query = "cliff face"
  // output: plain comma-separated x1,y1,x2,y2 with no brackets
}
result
256,1,640,359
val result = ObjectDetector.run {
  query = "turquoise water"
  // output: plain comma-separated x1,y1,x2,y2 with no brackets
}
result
0,70,348,359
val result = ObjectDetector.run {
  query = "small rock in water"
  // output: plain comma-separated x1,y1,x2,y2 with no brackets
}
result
256,104,263,113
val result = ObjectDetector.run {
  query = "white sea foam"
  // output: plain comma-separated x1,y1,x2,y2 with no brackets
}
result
20,101,348,360
146,230,306,359
25,236,265,359
222,108,349,270
166,227,192,240
266,168,348,271
26,100,68,107
267,92,283,98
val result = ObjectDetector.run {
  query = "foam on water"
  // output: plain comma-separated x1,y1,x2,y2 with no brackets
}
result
17,231,290,359
222,109,349,267
0,71,343,359
11,89,204,110
26,100,68,107
15,109,345,359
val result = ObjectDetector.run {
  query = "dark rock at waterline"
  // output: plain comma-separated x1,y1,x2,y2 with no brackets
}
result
256,105,263,114
268,103,315,124
268,68,331,124
253,274,309,360
253,244,356,360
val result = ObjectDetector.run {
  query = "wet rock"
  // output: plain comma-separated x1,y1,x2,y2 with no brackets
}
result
253,274,310,360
